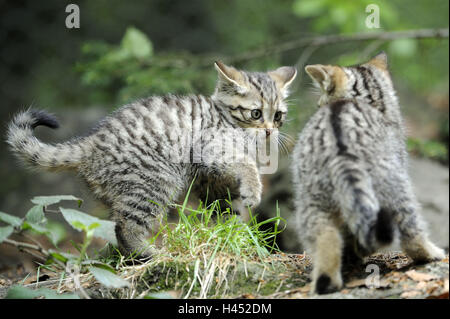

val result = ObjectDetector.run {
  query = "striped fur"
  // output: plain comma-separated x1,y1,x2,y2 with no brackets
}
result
7,62,296,257
292,52,445,294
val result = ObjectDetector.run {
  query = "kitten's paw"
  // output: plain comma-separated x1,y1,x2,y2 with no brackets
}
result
232,199,251,223
136,244,157,260
417,244,446,263
312,273,343,295
405,239,446,263
239,180,262,209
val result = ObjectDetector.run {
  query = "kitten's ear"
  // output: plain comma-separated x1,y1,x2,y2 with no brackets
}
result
365,51,388,71
305,64,335,91
214,61,247,89
268,66,297,91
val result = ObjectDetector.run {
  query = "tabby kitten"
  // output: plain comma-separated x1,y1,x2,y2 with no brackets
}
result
291,52,445,294
7,61,297,257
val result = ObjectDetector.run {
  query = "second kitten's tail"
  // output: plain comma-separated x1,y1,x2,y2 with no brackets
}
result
6,109,89,171
330,155,394,252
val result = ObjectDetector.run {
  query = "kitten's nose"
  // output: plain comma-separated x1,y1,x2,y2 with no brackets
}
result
265,129,272,137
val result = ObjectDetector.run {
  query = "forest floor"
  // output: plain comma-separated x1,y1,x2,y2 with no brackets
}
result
0,251,448,299
0,157,448,299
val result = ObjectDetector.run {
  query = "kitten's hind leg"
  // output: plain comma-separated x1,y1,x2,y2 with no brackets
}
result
112,199,164,259
298,209,343,294
396,206,445,263
392,184,445,263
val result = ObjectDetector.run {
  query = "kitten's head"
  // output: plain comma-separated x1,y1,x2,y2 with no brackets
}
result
212,61,297,136
305,52,396,111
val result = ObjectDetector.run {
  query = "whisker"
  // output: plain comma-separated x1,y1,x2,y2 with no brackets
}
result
279,131,296,144
276,134,289,155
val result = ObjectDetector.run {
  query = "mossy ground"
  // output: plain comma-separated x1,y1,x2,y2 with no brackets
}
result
39,251,445,299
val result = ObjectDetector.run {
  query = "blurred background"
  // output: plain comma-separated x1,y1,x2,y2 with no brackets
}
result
0,0,448,269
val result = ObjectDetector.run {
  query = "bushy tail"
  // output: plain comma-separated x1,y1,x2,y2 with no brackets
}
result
6,109,88,171
329,155,394,252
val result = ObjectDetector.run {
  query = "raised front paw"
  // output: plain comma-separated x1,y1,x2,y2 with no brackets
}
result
239,180,262,209
232,199,251,223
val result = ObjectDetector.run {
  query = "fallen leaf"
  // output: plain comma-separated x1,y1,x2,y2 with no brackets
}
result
405,270,438,282
401,290,422,298
297,285,311,293
426,291,449,299
377,280,390,288
345,277,390,289
346,279,366,288
416,281,428,290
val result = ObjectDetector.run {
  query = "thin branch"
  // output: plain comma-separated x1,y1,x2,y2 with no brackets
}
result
359,39,386,61
3,236,66,268
294,45,320,87
22,249,47,262
221,28,449,64
3,238,46,254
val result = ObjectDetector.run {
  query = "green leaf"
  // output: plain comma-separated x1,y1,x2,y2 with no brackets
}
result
0,211,22,227
31,195,83,208
45,221,67,246
49,249,78,262
5,285,79,299
121,27,153,59
88,266,130,288
71,221,88,231
59,208,117,246
0,226,14,243
25,205,46,225
22,221,48,235
49,251,69,263
88,222,101,230
144,291,176,299
81,261,116,273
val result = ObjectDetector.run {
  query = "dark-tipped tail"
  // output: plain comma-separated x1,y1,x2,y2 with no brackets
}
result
7,109,86,171
28,110,60,129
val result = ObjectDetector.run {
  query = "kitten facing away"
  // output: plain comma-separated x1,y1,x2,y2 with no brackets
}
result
291,52,445,294
7,61,297,258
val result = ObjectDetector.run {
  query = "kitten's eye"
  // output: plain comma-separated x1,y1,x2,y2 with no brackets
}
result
251,109,262,120
274,111,282,122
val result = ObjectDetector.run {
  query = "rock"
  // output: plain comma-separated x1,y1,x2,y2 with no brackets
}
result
408,157,449,250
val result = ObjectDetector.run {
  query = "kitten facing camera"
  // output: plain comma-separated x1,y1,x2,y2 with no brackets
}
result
7,62,297,258
291,52,445,294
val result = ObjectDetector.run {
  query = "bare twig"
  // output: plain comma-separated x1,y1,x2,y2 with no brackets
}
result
221,28,449,64
3,236,66,268
294,45,320,86
3,238,47,256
